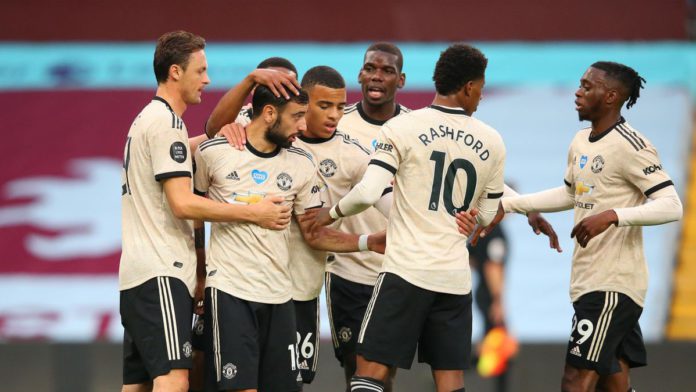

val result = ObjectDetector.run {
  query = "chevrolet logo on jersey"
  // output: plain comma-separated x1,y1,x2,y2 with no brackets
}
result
575,180,594,196
229,191,266,205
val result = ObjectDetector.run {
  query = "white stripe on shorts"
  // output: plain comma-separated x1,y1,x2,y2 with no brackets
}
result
588,292,618,362
157,277,175,360
325,273,340,349
358,273,385,344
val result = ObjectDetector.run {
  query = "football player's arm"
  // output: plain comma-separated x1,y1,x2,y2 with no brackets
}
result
295,214,385,254
330,163,395,219
206,69,300,137
614,186,682,226
193,219,205,315
501,185,575,214
162,177,291,228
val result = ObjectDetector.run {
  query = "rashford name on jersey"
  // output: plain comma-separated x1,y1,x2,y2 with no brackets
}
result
416,124,491,161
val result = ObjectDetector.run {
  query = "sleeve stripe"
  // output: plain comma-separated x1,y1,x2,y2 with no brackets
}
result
199,138,228,152
616,127,641,151
564,179,572,187
369,159,397,175
644,180,674,197
154,171,192,181
487,192,504,199
618,124,646,149
381,186,393,197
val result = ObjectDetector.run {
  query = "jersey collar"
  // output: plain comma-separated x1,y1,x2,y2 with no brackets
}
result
153,96,174,113
298,132,336,144
429,105,470,116
246,140,281,158
588,116,626,143
357,101,403,126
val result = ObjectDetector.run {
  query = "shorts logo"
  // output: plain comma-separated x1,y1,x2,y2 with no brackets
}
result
319,159,337,178
570,345,582,357
251,169,268,184
298,359,309,370
338,326,352,343
579,155,588,169
276,172,293,191
194,318,204,336
170,141,187,163
591,155,604,173
183,341,192,358
222,363,237,379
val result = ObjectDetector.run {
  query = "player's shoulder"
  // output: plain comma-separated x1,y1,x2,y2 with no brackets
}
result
197,136,231,158
334,130,372,155
286,145,316,167
140,99,184,131
396,103,412,114
613,121,654,153
344,102,359,115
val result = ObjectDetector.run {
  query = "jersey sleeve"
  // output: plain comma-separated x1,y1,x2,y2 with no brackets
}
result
369,124,401,176
475,141,506,226
148,116,192,181
192,148,210,196
563,144,575,192
294,168,327,215
623,145,674,197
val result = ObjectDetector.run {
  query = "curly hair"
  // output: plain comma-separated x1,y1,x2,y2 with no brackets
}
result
365,42,404,72
257,57,298,76
591,61,646,109
433,44,487,96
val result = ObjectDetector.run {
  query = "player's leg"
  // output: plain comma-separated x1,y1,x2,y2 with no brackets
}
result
562,291,644,392
188,314,206,392
293,297,321,385
596,321,646,392
258,300,303,392
419,291,472,392
120,277,194,392
205,287,261,392
351,273,433,391
325,273,397,391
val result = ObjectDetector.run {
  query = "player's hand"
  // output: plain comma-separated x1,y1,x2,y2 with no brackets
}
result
367,230,387,254
251,195,292,230
193,279,205,315
570,209,618,248
218,122,247,151
250,68,301,99
311,207,336,228
489,299,505,327
527,212,562,252
471,202,505,246
455,208,478,237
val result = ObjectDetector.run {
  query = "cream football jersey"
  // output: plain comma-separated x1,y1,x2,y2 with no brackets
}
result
288,131,373,300
563,118,674,306
120,97,197,296
194,138,323,304
329,102,410,285
370,105,506,295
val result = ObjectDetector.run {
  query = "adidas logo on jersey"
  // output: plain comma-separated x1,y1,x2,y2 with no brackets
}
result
570,345,582,357
225,171,240,181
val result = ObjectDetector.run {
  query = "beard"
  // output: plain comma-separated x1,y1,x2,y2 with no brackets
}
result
265,117,293,149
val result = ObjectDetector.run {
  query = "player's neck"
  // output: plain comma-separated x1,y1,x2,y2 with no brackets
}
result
432,95,473,116
246,121,278,153
590,112,623,137
155,84,187,117
360,99,397,122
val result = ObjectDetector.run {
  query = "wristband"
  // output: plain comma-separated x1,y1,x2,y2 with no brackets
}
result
358,234,369,251
329,206,340,220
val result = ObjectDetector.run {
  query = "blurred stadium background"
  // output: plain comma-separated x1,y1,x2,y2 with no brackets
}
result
1,0,696,390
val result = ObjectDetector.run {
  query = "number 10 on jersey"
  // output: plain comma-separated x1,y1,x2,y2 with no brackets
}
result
429,150,477,216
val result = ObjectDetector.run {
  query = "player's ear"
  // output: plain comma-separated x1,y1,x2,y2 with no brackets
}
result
605,89,620,106
262,104,277,124
398,72,406,89
169,64,182,82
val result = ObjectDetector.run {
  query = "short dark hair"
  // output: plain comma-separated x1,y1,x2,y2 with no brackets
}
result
432,44,487,96
257,57,298,76
153,31,206,84
364,42,404,72
301,66,345,89
251,86,309,118
591,61,646,109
